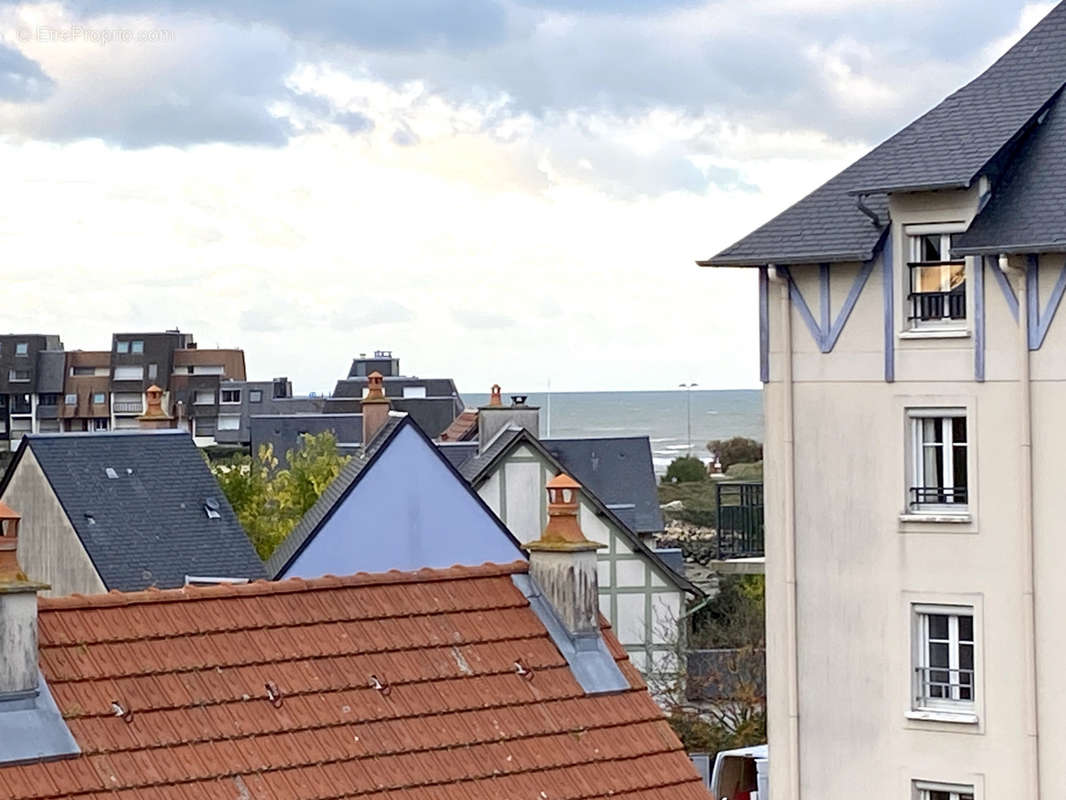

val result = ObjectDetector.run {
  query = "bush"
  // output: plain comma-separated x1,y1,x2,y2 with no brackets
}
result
663,456,707,484
725,461,764,481
707,437,763,471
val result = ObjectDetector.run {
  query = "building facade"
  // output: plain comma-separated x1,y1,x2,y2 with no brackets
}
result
703,7,1066,799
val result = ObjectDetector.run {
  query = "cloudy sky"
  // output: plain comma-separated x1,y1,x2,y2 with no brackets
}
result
0,1,1053,393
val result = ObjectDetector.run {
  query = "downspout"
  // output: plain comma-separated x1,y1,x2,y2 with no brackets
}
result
1002,253,1041,798
768,264,800,800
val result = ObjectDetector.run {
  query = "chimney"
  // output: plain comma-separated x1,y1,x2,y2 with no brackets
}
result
362,371,391,443
0,502,48,700
138,385,174,430
478,386,540,452
525,474,604,637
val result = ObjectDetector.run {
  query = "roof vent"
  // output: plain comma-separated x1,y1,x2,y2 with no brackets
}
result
84,512,95,525
105,468,118,480
510,395,528,407
204,498,221,520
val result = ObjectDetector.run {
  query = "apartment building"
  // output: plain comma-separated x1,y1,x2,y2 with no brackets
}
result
701,6,1066,799
0,335,64,450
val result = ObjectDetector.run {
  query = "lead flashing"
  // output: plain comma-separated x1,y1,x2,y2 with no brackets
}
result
0,670,80,766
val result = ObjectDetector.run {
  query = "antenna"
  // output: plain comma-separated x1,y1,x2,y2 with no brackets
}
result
546,378,551,437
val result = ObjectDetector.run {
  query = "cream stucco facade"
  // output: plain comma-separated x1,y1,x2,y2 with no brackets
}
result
754,186,1066,799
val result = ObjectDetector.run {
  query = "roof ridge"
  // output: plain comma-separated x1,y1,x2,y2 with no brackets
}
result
39,560,529,610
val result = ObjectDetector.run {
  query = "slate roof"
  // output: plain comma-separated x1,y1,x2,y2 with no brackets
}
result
0,431,265,591
437,441,479,468
954,92,1066,255
2,562,709,799
703,2,1066,266
264,414,407,577
544,437,665,535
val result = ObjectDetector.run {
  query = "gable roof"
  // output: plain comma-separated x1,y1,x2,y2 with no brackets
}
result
266,414,523,578
544,437,664,535
0,431,265,591
702,2,1066,266
459,427,700,596
3,561,708,799
439,408,479,441
954,92,1066,255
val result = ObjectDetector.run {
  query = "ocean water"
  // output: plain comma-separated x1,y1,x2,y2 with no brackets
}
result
462,389,763,475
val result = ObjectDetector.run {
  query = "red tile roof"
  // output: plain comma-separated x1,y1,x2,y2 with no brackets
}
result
439,409,478,442
3,561,708,800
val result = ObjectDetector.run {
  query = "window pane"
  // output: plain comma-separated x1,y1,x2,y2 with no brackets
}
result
952,417,967,443
958,615,973,642
928,791,950,800
921,235,942,261
921,418,943,444
927,614,949,641
952,446,967,497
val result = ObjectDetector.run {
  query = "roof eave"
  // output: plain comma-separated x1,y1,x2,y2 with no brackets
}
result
698,248,875,268
952,240,1066,257
846,179,971,196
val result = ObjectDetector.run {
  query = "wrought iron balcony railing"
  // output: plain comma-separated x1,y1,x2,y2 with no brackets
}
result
915,666,974,706
716,481,764,560
910,486,968,506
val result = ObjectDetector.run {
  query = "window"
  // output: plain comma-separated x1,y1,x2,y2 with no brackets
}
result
221,389,241,404
38,393,58,406
71,366,95,376
249,389,263,403
909,410,967,510
908,233,966,326
116,340,129,354
114,366,144,381
148,363,157,380
914,781,974,800
63,393,77,405
131,340,144,354
92,418,108,431
92,393,106,405
217,415,240,431
10,394,30,414
403,385,427,399
913,605,975,714
8,369,30,382
194,390,214,405
15,342,28,356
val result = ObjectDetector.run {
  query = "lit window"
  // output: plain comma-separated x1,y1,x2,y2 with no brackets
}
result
913,605,975,714
116,341,129,354
914,781,974,800
249,390,263,403
908,233,965,326
909,410,967,511
15,342,27,356
131,340,144,354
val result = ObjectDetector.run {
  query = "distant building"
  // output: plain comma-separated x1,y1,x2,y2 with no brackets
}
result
0,430,265,595
213,377,326,447
0,334,65,448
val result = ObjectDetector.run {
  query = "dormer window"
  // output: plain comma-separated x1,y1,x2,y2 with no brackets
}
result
908,232,966,327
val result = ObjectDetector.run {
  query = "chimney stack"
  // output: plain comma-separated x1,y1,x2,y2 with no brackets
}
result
362,371,391,444
478,385,540,452
525,474,604,637
138,385,174,430
0,501,48,700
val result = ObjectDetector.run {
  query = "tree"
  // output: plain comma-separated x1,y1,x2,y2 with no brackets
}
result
664,456,706,484
706,436,763,471
209,431,350,559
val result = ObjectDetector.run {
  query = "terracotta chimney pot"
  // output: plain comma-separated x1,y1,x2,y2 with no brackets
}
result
362,371,391,444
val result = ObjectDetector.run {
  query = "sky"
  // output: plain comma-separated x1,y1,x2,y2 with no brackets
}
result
0,1,1054,393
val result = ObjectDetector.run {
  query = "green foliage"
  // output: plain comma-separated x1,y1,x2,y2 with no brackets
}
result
657,479,717,528
707,437,763,471
725,460,764,481
692,574,766,650
209,431,350,560
663,456,707,484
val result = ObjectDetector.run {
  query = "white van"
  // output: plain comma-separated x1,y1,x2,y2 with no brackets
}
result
709,744,768,800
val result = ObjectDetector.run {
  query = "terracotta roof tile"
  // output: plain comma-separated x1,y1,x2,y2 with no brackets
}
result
2,561,707,799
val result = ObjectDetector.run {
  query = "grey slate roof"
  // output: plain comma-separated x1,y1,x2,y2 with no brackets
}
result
954,93,1066,255
437,441,479,469
704,2,1066,266
0,431,265,591
264,413,407,577
457,427,524,481
544,437,665,535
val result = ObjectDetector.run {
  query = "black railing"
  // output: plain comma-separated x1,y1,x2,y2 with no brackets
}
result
716,482,764,559
915,666,974,705
910,486,968,505
908,262,966,322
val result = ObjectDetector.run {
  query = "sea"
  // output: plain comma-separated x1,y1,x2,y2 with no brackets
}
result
462,389,763,476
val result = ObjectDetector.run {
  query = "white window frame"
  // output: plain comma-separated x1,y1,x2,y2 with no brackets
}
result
216,415,240,431
220,389,241,404
92,392,106,405
63,393,77,405
906,230,967,330
908,409,968,512
114,365,144,381
914,780,975,800
912,604,976,716
249,389,263,403
8,369,29,383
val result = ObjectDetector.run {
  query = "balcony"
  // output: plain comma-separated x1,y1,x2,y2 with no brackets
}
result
113,401,144,415
715,481,764,567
